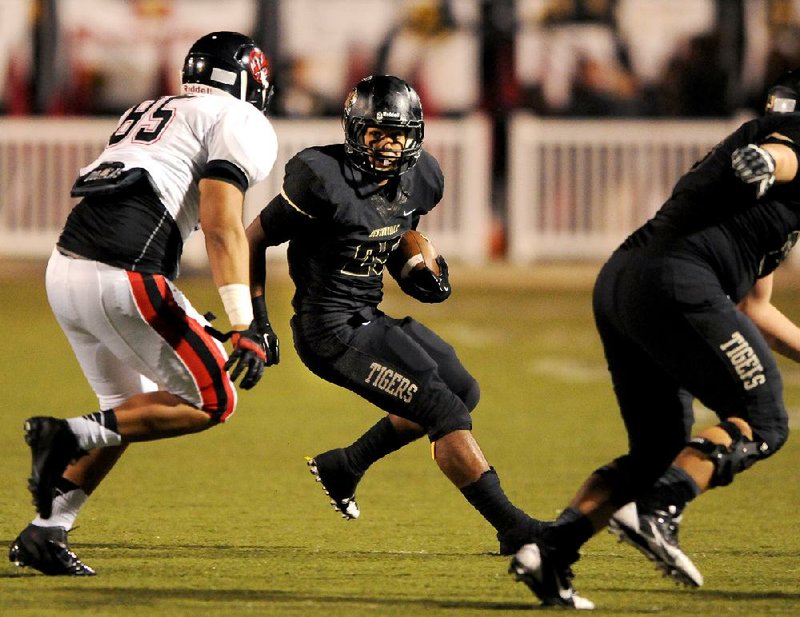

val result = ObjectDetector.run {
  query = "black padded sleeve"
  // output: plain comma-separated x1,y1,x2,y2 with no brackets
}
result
281,154,331,219
257,193,312,247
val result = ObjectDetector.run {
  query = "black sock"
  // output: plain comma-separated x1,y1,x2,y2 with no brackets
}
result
343,416,409,475
542,507,594,558
460,468,531,533
637,465,701,515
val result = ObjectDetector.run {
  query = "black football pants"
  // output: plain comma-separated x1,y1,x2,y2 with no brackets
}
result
592,249,789,497
292,308,479,440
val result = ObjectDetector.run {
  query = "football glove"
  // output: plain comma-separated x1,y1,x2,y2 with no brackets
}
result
732,144,776,198
205,325,267,390
252,295,280,366
398,255,451,303
225,329,267,390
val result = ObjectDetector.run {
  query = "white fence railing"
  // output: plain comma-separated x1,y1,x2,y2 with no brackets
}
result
0,115,491,264
507,113,747,261
1,113,755,265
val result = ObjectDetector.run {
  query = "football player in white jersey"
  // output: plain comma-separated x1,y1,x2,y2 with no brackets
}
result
8,31,279,576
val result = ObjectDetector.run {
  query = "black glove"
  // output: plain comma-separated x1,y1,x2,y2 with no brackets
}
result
251,295,280,366
251,320,280,366
732,144,776,198
205,325,267,390
398,255,451,303
225,329,267,390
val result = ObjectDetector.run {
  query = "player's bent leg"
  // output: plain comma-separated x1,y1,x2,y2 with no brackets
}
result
9,524,94,576
434,429,543,554
26,393,219,519
611,416,788,589
584,456,704,587
113,391,217,440
399,317,480,412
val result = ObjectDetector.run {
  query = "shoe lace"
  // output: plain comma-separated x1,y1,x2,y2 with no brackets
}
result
51,540,89,573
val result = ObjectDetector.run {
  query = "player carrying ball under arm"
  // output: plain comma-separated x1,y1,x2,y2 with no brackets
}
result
509,71,799,609
9,31,278,576
246,75,541,554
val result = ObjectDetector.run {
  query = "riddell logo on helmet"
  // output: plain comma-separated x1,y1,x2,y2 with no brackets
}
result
183,84,214,94
376,111,400,122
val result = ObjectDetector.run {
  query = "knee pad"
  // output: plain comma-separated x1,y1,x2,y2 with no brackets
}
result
752,421,790,457
686,421,767,487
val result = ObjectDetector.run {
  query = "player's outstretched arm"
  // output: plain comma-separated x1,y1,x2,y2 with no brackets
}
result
200,178,268,388
245,209,280,367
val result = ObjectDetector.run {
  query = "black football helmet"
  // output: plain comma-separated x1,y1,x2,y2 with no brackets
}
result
182,31,273,113
343,75,424,176
765,70,800,114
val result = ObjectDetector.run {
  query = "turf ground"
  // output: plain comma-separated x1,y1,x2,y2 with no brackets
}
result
1,260,798,616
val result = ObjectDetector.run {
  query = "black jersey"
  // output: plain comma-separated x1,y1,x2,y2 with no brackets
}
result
259,144,444,315
621,113,800,302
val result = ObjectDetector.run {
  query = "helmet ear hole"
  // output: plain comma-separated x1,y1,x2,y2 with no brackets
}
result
343,75,424,177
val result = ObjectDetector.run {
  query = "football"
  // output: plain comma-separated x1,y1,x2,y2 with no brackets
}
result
398,229,440,278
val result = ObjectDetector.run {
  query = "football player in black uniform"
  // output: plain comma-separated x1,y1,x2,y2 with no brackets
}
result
509,72,800,609
246,75,541,555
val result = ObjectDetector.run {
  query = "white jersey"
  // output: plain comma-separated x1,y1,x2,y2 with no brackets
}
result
59,92,277,279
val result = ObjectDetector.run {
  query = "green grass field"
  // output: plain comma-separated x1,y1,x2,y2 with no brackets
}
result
1,261,798,616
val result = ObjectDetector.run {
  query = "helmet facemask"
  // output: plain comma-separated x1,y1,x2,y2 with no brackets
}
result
345,118,423,177
342,75,424,177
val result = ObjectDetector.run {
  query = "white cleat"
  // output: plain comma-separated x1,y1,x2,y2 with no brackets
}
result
609,502,703,587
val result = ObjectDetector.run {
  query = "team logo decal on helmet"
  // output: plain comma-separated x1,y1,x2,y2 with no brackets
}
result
249,50,269,86
344,89,358,118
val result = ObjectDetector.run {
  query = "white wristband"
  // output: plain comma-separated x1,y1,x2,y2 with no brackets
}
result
218,283,253,327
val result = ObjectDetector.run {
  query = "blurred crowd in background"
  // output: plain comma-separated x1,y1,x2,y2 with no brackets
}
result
1,0,798,120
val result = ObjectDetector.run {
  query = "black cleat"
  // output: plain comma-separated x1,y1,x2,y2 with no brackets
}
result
609,502,703,587
9,524,95,576
306,449,363,520
509,542,595,610
25,416,83,519
497,516,544,555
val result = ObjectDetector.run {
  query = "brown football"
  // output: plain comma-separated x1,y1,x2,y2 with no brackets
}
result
398,229,440,278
